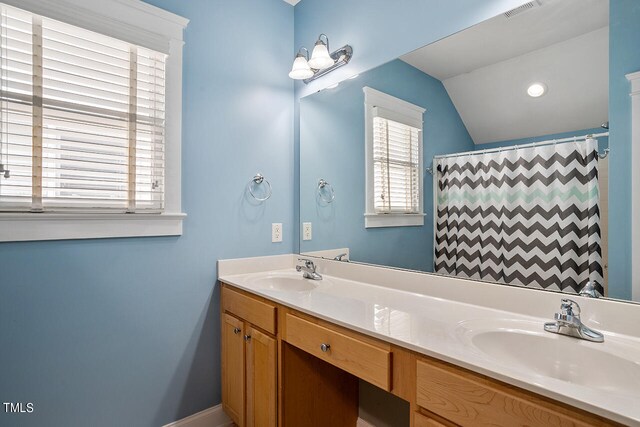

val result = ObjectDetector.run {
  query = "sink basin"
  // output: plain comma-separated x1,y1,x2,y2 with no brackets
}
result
456,319,640,397
247,273,319,292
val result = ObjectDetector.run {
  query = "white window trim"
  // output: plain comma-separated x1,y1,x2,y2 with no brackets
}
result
627,70,640,301
363,86,426,228
0,0,188,242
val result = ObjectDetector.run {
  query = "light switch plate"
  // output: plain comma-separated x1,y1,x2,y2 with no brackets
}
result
302,222,312,241
272,223,283,243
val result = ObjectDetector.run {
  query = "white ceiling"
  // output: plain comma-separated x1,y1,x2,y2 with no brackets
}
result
282,0,301,5
400,0,609,145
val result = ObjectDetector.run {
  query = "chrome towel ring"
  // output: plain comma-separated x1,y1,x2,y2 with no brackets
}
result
248,173,272,202
318,178,335,203
598,147,610,159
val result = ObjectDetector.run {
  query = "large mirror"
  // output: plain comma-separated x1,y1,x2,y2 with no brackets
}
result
299,0,640,302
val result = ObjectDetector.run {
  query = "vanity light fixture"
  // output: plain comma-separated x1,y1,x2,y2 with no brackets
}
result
527,82,547,97
289,33,353,84
288,48,314,80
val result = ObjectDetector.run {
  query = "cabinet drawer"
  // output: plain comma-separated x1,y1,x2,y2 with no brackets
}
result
284,313,391,390
414,411,451,427
416,358,596,427
221,286,276,334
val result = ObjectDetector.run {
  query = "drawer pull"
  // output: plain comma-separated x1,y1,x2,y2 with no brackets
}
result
233,327,241,335
244,334,251,342
320,343,331,352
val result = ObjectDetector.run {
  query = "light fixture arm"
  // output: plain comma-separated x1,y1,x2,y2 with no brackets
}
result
316,33,329,49
296,46,309,60
303,44,353,84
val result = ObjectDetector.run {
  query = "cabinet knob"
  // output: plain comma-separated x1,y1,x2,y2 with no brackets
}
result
244,335,251,342
320,343,331,352
233,327,241,335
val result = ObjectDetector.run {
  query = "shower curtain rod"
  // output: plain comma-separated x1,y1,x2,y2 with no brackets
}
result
432,131,610,160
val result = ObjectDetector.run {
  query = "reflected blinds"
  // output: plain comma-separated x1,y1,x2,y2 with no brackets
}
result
372,116,420,213
0,3,166,212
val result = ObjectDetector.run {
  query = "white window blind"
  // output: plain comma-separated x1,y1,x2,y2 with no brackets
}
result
0,3,166,213
372,116,421,214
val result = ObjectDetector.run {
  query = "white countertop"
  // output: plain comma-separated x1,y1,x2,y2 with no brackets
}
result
218,255,640,426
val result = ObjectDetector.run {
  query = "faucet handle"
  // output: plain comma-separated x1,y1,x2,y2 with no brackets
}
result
579,281,599,298
297,258,315,270
333,253,347,261
561,298,580,315
557,298,581,323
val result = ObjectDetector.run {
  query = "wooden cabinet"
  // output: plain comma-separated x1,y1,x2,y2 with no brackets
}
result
283,313,391,391
415,356,619,427
222,286,276,334
246,326,277,427
221,313,245,426
220,282,621,427
221,287,277,427
413,411,453,427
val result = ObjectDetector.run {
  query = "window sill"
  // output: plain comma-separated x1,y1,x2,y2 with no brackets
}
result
0,212,186,242
364,213,425,228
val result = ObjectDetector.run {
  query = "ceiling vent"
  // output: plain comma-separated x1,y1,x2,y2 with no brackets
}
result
504,1,542,19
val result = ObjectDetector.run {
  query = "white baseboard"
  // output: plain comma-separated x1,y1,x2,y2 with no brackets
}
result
162,405,233,427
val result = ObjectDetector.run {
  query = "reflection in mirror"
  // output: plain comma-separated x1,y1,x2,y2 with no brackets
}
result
299,0,640,302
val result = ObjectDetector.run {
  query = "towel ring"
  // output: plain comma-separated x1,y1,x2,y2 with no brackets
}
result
318,179,335,203
598,148,610,159
248,173,272,202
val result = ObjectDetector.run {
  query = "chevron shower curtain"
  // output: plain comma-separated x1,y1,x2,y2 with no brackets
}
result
434,139,603,295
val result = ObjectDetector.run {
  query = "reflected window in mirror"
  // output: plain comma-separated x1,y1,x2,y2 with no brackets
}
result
364,87,426,228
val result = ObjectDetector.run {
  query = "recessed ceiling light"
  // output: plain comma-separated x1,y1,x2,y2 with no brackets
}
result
527,82,547,98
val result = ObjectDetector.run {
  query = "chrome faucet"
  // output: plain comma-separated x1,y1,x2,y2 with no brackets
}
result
544,298,604,343
296,258,322,280
333,253,348,262
579,281,600,298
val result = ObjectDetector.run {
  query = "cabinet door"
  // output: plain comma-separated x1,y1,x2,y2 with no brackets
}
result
246,326,277,427
222,313,245,426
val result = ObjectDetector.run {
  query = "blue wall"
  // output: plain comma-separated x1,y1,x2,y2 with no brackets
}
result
0,1,293,426
608,0,640,300
300,59,474,271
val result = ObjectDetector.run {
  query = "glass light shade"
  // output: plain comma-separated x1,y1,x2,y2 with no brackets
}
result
308,42,334,70
288,55,314,80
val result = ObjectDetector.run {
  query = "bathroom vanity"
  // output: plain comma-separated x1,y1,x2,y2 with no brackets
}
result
217,1,640,425
218,255,640,427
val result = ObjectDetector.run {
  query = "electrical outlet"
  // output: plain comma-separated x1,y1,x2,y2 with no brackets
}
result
272,223,283,243
302,222,312,241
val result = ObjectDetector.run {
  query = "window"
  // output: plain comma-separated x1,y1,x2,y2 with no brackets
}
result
373,117,421,213
0,0,187,241
364,86,425,228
